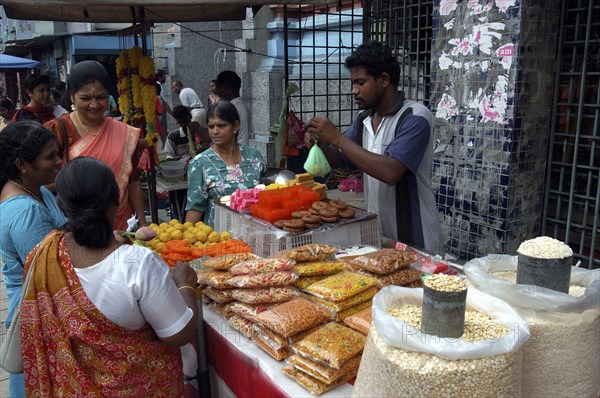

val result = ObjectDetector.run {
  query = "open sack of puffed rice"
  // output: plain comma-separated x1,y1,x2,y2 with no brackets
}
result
351,286,530,398
464,255,600,398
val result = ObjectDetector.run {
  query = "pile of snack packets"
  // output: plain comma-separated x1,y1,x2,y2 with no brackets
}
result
196,243,431,395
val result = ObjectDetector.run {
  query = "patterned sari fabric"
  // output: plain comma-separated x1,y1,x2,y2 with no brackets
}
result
21,231,183,397
44,116,140,230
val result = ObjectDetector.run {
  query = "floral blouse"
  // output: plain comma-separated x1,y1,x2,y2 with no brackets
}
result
186,146,266,227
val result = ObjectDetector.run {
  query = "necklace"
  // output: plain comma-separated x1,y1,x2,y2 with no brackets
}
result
9,180,45,204
73,111,103,137
213,144,240,165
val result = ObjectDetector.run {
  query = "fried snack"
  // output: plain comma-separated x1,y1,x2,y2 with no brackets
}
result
255,297,329,338
287,354,361,384
230,286,298,304
253,323,288,351
209,302,235,318
305,271,377,302
293,322,366,369
229,258,295,275
403,279,424,288
282,365,354,396
202,286,234,304
328,199,349,210
292,210,312,219
309,287,377,312
292,261,345,277
339,208,355,219
197,270,233,289
203,253,260,270
294,275,330,290
347,249,417,275
287,323,324,345
255,334,292,361
356,268,424,289
343,306,372,335
227,302,275,323
227,315,256,339
335,300,372,322
280,244,338,262
228,271,298,288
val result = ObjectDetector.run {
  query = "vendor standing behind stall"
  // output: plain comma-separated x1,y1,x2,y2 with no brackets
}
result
185,101,265,227
305,41,440,251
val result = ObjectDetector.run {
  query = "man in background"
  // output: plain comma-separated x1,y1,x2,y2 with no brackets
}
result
215,70,249,146
171,80,205,127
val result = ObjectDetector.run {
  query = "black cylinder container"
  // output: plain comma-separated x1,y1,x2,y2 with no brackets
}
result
421,285,468,338
516,253,572,293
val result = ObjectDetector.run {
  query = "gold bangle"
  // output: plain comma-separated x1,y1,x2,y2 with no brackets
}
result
178,285,196,293
337,135,345,152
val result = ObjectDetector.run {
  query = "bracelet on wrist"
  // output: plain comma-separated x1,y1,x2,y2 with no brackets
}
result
337,135,345,153
178,285,196,293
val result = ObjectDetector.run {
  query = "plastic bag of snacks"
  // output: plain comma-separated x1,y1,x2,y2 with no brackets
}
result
308,287,377,313
282,365,352,396
253,323,288,351
293,322,366,369
228,271,298,288
305,271,377,302
294,275,329,290
255,297,329,337
292,261,345,277
197,270,233,289
346,249,416,275
287,353,361,384
280,244,338,262
464,255,600,398
229,258,295,275
353,268,424,289
203,253,260,270
335,300,372,322
288,323,324,345
254,335,292,361
343,306,372,335
209,302,234,318
227,315,256,339
202,286,234,304
226,302,275,323
230,286,298,304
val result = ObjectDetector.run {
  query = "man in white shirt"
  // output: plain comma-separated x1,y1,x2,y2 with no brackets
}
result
215,70,250,146
171,80,206,127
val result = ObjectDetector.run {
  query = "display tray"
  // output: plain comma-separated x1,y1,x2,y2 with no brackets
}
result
214,202,381,257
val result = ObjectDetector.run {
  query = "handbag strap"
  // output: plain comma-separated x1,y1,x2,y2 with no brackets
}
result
18,232,57,307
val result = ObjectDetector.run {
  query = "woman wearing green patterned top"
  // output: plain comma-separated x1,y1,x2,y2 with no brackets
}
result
185,101,265,227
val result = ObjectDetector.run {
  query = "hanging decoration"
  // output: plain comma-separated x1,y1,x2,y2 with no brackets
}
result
116,50,132,123
128,45,145,129
139,55,159,148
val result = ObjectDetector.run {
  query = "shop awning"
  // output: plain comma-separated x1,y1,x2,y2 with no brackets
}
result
0,53,41,70
1,1,332,23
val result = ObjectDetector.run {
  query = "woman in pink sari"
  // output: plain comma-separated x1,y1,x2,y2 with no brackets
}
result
44,60,147,230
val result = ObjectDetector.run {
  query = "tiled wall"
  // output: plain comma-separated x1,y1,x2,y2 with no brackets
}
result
430,0,560,260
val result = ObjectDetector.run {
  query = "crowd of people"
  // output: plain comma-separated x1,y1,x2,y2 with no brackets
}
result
1,41,440,396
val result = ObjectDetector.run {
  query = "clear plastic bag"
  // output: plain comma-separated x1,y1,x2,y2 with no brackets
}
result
305,271,377,302
280,244,338,263
227,301,275,323
293,261,345,277
347,249,417,275
343,306,372,335
253,323,288,351
308,287,377,313
198,270,233,289
230,286,299,304
335,300,372,322
282,365,353,396
228,271,298,288
229,258,295,275
255,297,329,338
202,286,234,304
292,322,366,369
294,275,329,290
203,253,260,270
287,353,361,384
303,144,331,177
227,315,256,339
254,334,292,361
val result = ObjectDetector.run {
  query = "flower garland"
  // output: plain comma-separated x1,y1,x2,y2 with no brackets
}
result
128,46,145,129
186,127,199,157
116,50,132,123
139,56,159,148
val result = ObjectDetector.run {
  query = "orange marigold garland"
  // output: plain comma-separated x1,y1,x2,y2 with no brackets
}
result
116,50,132,123
128,46,145,129
140,56,159,148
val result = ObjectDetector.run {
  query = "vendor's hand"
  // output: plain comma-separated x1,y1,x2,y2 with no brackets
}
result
306,117,342,147
113,230,131,244
171,261,197,289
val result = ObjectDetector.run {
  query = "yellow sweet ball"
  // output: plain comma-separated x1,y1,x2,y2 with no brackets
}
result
172,224,185,232
183,233,197,244
193,241,204,248
158,232,170,243
208,231,220,243
170,230,183,240
183,221,193,229
149,223,159,230
169,219,180,226
196,231,208,243
159,222,170,230
194,221,205,228
220,231,231,241
155,242,166,253
202,225,214,235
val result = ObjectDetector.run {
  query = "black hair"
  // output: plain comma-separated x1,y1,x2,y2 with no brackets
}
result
172,104,191,120
0,97,15,110
67,60,112,97
215,70,241,91
0,121,56,186
23,73,51,92
206,101,240,125
155,69,166,78
51,88,63,101
155,82,162,95
55,157,120,249
345,41,400,87
54,81,67,92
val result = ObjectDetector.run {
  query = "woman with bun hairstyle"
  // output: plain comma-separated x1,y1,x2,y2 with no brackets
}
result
0,97,16,131
0,121,66,397
20,157,199,396
44,60,147,230
185,101,265,227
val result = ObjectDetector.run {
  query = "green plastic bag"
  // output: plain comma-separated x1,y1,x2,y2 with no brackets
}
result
304,144,331,177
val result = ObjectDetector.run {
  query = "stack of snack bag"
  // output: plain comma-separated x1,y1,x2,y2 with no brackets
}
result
343,249,424,289
197,253,259,318
343,306,372,335
284,244,345,292
283,322,366,395
224,257,300,340
303,270,379,322
252,297,330,361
